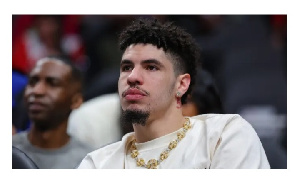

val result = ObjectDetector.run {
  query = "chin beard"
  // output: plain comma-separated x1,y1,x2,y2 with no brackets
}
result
121,109,150,127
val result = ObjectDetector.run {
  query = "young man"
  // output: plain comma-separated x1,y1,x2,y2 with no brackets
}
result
77,18,270,169
12,56,94,169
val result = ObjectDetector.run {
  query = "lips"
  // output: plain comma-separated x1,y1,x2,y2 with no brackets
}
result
123,88,148,101
28,102,47,112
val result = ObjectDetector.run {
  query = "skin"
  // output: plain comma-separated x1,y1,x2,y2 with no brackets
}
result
24,58,82,149
118,44,191,143
182,102,199,117
12,125,17,135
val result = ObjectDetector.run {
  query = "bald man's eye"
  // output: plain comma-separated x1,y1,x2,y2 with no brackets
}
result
28,77,38,86
46,78,60,87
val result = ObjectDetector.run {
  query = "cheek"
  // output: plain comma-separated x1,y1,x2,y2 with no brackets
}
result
118,75,127,90
117,79,122,93
23,86,31,96
50,91,71,106
148,75,167,87
151,78,175,101
23,88,32,103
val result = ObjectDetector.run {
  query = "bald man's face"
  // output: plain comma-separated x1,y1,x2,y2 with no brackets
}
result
24,59,76,129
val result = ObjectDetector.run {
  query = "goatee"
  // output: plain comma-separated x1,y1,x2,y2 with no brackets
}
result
121,109,150,127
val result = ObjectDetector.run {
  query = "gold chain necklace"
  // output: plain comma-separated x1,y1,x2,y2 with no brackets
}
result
130,117,192,169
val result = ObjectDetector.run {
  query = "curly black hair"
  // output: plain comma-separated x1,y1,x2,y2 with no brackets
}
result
119,17,201,104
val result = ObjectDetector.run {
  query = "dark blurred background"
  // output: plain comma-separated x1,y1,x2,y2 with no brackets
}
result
12,15,287,168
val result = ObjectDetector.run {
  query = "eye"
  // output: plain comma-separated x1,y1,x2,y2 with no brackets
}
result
146,65,159,71
28,77,38,86
121,65,133,72
46,78,60,87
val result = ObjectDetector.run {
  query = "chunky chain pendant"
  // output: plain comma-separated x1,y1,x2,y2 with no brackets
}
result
177,131,185,140
131,150,139,158
146,159,158,169
130,117,191,169
136,158,145,166
160,150,169,160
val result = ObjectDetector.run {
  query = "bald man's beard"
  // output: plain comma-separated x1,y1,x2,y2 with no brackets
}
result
121,109,150,127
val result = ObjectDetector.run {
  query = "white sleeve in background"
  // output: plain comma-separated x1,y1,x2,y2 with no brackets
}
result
68,93,122,149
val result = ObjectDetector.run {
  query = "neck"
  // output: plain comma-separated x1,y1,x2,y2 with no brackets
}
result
27,120,70,149
133,107,186,143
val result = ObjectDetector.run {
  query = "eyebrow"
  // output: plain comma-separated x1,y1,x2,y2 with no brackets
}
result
28,73,65,83
120,59,165,68
29,73,61,79
120,59,133,66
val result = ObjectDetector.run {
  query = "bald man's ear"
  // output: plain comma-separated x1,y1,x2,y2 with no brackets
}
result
71,93,83,110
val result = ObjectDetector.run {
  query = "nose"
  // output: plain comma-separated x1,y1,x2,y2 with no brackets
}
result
30,82,47,97
127,67,144,86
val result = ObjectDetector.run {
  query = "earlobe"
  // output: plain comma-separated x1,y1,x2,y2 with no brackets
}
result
71,93,83,110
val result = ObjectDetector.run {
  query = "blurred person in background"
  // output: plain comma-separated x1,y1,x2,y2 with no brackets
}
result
12,15,86,75
12,15,87,134
77,18,269,169
12,56,93,169
182,69,224,116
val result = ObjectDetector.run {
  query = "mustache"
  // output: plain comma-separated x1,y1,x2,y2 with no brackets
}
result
122,86,150,97
26,95,47,106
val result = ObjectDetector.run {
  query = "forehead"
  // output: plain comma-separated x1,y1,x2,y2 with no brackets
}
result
30,59,71,79
122,44,170,62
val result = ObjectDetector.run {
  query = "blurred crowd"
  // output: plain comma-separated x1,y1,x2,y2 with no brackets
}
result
12,15,287,168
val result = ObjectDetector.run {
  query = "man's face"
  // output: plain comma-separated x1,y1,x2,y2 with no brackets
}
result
24,59,75,129
118,44,178,120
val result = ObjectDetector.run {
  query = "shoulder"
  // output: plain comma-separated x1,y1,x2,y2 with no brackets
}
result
77,140,124,169
191,114,270,168
189,114,258,149
12,131,28,144
70,137,95,152
190,113,252,132
191,113,244,123
87,132,134,158
78,133,134,168
88,140,123,158
12,132,32,154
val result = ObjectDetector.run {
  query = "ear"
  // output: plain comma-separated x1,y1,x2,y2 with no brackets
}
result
70,93,83,110
176,73,191,96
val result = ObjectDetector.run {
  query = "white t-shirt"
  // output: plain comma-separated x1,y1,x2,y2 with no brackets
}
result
77,114,270,169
